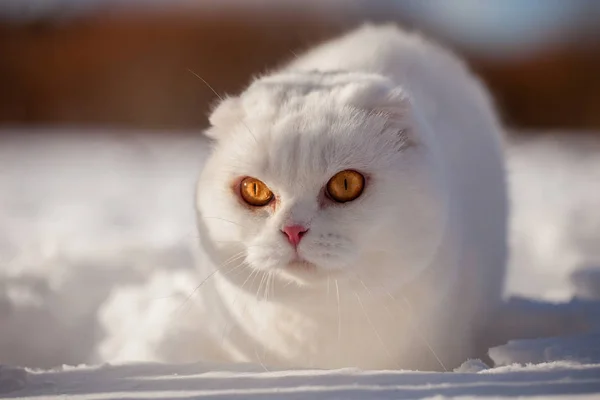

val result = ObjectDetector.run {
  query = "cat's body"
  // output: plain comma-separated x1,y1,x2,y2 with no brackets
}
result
182,24,507,371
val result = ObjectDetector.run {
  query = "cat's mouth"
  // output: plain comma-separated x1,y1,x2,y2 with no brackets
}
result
285,252,316,269
279,257,320,282
280,257,345,284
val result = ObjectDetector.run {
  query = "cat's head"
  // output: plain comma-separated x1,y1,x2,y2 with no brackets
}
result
196,71,448,294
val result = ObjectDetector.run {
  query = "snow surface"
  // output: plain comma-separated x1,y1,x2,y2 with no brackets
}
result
1,129,600,398
3,361,600,399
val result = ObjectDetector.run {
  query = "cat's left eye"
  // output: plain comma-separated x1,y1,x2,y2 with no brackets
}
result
239,177,274,207
326,170,365,203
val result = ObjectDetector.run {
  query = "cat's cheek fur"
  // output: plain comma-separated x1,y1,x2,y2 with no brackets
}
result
300,231,358,271
245,232,294,271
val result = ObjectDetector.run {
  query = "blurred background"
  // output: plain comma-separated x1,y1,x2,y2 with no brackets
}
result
1,0,600,369
2,0,600,132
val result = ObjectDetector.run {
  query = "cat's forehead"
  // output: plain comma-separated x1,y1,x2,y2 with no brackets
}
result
225,102,394,191
217,71,412,189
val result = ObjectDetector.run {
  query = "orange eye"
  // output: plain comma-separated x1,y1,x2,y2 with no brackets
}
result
240,177,274,206
326,170,365,203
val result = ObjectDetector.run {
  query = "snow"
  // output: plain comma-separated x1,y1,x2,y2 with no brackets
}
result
1,128,600,398
490,333,600,366
506,134,600,301
2,361,600,399
0,131,208,369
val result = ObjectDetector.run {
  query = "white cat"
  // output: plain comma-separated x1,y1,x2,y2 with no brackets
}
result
188,24,507,371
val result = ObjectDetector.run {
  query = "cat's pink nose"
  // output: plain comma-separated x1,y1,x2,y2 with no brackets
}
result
282,225,309,247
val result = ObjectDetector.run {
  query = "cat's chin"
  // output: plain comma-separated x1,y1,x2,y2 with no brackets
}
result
287,260,317,271
277,260,335,285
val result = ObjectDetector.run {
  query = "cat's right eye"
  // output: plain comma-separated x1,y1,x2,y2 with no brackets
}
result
326,170,365,203
239,177,274,207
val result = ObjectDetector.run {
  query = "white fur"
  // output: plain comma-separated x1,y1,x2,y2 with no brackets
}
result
189,24,507,370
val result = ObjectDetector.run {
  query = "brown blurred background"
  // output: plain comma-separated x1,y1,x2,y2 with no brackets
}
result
1,0,600,134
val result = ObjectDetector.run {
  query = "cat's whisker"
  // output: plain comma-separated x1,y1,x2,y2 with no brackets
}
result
220,320,233,347
263,271,270,302
154,256,246,305
216,255,244,271
212,254,248,276
263,273,270,302
174,250,251,314
261,272,268,302
218,266,251,347
220,268,256,345
350,275,401,369
217,264,248,285
238,267,259,295
265,272,270,301
348,274,447,371
219,250,248,269
186,68,225,102
225,267,258,348
178,267,237,310
257,271,268,302
200,216,249,229
174,269,220,315
187,68,258,144
334,278,343,366
254,346,270,372
282,278,295,288
244,273,270,370
334,279,342,343
219,267,254,346
249,268,263,298
353,275,373,295
384,289,448,372
353,290,399,368
212,239,250,244
270,272,276,301
222,256,247,271
231,266,252,281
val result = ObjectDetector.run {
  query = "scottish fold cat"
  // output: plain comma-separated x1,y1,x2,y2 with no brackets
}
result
189,24,507,371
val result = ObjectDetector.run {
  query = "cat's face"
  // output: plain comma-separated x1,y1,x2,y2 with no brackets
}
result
197,72,448,292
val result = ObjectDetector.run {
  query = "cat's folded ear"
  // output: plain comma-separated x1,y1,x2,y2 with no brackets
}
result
204,97,244,140
340,81,411,120
373,87,411,117
340,81,417,150
371,89,414,134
